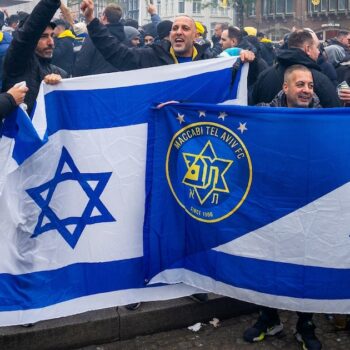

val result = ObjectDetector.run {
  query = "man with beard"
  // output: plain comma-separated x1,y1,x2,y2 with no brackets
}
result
2,0,67,116
80,0,254,70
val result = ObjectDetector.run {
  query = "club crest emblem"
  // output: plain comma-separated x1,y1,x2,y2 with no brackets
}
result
166,122,252,222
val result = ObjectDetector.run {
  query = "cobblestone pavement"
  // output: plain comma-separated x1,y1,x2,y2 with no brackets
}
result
81,311,350,350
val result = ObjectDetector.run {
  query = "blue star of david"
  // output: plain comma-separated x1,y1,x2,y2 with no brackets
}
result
26,147,116,249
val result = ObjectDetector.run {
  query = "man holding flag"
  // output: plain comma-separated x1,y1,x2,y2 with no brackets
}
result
243,65,322,350
80,0,254,70
2,0,67,115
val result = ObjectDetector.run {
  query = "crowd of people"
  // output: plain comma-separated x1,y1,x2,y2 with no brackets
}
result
1,0,350,349
2,0,350,118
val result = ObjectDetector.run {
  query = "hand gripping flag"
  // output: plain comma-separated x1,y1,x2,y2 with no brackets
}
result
144,102,350,314
0,57,246,326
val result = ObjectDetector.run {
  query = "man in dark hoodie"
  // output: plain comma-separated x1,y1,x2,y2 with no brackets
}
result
250,29,340,107
73,3,125,76
2,0,67,116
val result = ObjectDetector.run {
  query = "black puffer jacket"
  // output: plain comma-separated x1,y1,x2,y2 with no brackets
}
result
0,92,17,120
73,22,125,77
250,48,340,107
2,0,68,115
86,18,212,71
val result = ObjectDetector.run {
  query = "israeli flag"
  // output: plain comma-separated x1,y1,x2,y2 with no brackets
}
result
0,57,245,326
145,102,350,314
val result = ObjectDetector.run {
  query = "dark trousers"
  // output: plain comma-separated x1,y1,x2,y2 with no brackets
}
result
261,306,314,329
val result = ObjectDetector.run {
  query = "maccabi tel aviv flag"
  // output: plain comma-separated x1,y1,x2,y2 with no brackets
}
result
144,102,350,314
0,57,246,326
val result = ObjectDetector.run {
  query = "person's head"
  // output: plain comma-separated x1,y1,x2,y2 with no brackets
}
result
283,65,314,108
53,19,69,37
144,33,154,45
220,26,241,49
170,16,196,57
195,21,205,39
35,25,55,59
288,29,320,61
257,32,265,40
244,26,257,37
123,26,141,47
7,14,19,29
337,31,349,47
124,18,139,29
214,22,228,38
157,20,173,41
324,45,346,66
100,4,122,25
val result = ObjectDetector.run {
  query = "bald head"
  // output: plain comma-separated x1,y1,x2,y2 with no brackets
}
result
170,16,196,57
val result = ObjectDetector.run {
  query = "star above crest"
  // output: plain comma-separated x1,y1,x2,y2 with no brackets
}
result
218,112,228,121
176,113,185,124
238,122,248,134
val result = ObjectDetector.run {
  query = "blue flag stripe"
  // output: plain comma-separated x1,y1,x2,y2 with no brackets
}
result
10,68,237,166
0,258,146,311
183,250,350,300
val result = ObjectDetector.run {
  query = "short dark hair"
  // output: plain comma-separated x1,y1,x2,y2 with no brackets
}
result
337,31,349,38
124,18,138,29
227,26,242,42
7,14,19,26
103,4,122,24
288,30,314,49
284,64,312,82
53,19,69,30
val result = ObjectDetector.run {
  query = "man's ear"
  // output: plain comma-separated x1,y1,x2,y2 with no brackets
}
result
304,44,311,57
282,81,288,94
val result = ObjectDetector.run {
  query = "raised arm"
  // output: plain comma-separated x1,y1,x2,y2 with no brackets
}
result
81,0,141,71
4,0,61,75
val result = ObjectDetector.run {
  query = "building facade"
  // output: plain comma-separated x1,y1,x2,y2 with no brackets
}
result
67,0,109,21
244,0,350,41
4,0,67,15
121,0,235,37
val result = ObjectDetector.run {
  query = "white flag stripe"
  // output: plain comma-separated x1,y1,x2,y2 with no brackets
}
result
214,182,350,269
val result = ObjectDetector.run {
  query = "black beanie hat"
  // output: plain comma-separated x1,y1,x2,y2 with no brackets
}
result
157,20,173,40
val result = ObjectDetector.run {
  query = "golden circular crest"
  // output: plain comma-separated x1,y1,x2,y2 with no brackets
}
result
165,122,252,223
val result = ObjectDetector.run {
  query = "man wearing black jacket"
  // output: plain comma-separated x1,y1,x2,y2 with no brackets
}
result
250,30,340,108
73,3,125,76
2,0,67,116
80,0,212,71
